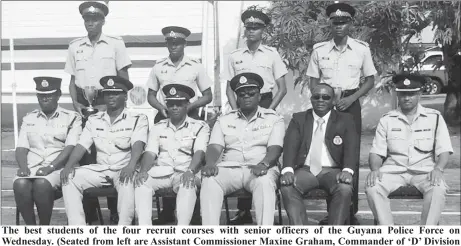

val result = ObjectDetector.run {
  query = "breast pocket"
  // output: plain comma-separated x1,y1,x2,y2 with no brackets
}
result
222,128,240,146
53,128,68,145
234,62,250,73
75,58,86,79
101,56,116,74
348,59,362,78
387,132,407,153
112,132,132,151
415,136,434,153
319,59,334,79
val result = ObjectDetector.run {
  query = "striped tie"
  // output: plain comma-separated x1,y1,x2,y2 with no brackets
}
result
310,118,325,176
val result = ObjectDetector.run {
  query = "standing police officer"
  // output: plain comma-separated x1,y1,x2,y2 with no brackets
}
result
14,77,82,225
146,26,213,224
135,84,210,225
65,1,132,223
306,2,377,224
366,74,453,225
65,1,132,115
222,8,289,224
146,26,213,123
60,76,148,225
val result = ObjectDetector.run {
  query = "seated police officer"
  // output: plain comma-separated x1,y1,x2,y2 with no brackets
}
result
200,73,285,225
135,84,210,225
14,77,82,225
366,74,453,225
61,76,148,225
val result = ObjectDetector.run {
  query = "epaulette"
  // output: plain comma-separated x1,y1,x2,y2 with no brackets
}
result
223,110,239,116
188,57,201,63
353,38,369,47
69,37,85,45
313,42,328,49
425,108,441,115
382,110,399,118
105,34,123,40
154,119,168,125
230,48,244,54
156,57,169,65
190,119,208,127
261,45,276,52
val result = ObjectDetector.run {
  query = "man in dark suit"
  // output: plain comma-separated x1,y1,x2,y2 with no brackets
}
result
280,83,359,225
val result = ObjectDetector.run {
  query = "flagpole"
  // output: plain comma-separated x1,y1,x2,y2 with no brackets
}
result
9,38,19,147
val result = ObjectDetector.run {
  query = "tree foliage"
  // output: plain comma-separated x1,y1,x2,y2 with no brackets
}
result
262,1,460,124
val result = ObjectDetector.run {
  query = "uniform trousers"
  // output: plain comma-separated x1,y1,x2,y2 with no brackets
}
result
365,172,447,225
237,92,273,211
281,166,353,225
201,166,279,225
62,166,135,225
135,172,201,225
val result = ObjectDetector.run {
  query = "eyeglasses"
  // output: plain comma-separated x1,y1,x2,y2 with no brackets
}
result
237,90,258,97
311,94,332,100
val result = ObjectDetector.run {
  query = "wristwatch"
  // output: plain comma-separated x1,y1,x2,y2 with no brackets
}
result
260,161,270,168
186,168,194,174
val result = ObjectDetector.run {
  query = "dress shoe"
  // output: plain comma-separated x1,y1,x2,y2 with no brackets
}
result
110,213,119,225
152,210,175,225
318,215,360,225
229,210,253,225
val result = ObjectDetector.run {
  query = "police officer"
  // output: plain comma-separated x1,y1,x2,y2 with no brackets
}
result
365,74,453,225
65,1,132,115
135,84,210,225
306,2,377,224
147,26,213,124
222,8,289,224
60,76,148,225
14,77,82,225
146,26,213,223
200,73,285,225
65,1,131,223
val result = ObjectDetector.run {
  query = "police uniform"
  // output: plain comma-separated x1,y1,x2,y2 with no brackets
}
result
200,73,285,225
306,3,377,134
65,1,132,106
223,10,288,108
62,76,148,225
366,74,453,225
135,84,210,225
146,26,212,123
14,77,83,188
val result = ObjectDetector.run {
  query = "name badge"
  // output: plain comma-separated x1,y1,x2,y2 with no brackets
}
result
391,128,401,131
160,136,167,139
227,125,236,129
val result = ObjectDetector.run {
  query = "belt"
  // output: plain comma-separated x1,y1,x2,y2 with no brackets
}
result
342,88,359,97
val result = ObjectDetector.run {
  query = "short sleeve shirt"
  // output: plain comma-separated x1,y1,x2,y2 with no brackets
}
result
65,34,132,89
77,109,148,171
370,104,453,174
17,107,82,168
145,56,212,105
306,37,377,90
145,117,210,175
222,44,288,94
209,107,285,166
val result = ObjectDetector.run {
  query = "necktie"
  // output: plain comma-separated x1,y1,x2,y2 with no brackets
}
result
310,118,325,176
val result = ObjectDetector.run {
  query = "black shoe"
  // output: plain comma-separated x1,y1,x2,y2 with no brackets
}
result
318,216,329,225
152,210,175,225
229,210,253,225
318,215,360,225
110,213,119,225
